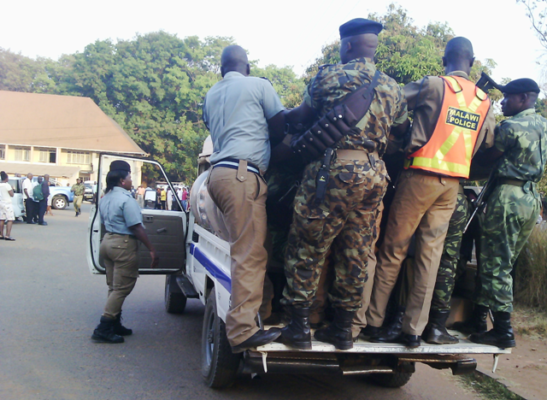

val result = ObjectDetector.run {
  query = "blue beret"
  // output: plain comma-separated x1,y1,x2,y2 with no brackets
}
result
339,18,383,39
110,160,131,172
499,78,540,94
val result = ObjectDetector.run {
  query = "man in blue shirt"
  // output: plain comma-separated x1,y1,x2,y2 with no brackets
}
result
203,45,285,352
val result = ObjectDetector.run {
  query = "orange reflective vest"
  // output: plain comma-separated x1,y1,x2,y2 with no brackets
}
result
406,76,491,178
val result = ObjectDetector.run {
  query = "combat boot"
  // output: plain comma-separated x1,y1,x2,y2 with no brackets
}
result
451,304,488,335
423,309,458,345
279,306,312,350
314,308,355,350
114,312,133,336
370,306,405,343
469,312,516,348
91,316,124,344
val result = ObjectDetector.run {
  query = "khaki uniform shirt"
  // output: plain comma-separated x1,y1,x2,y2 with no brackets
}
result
304,57,408,157
403,71,496,158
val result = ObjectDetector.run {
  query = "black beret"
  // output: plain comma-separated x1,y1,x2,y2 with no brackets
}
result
340,18,383,39
110,160,131,172
499,78,540,94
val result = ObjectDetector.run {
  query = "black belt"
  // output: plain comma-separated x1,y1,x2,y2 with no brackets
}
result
106,232,137,239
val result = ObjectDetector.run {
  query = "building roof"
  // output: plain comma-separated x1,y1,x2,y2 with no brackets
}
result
0,91,146,155
0,161,80,178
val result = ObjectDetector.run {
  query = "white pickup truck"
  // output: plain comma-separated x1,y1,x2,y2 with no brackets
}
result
87,150,510,390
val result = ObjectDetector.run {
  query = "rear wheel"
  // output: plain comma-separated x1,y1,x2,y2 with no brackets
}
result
369,371,414,388
52,195,67,209
201,288,241,388
164,275,187,314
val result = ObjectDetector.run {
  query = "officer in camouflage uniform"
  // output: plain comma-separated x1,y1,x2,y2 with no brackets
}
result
279,18,408,350
468,78,547,348
423,186,470,344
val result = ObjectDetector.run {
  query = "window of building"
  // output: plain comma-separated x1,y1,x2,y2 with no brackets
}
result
0,145,5,160
14,147,30,162
37,148,57,164
67,151,91,165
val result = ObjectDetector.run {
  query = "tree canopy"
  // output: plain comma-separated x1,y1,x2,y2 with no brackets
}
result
0,4,505,183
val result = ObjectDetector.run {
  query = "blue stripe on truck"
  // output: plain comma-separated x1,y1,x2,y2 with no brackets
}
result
189,244,231,292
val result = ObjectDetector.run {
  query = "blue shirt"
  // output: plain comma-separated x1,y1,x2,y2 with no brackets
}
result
99,186,143,235
203,71,284,172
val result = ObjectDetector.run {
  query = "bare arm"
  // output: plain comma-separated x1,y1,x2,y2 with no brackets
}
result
285,102,316,133
267,110,286,147
8,189,14,197
129,223,159,268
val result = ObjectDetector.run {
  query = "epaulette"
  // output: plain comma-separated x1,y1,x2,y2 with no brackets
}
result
318,64,334,70
260,77,273,86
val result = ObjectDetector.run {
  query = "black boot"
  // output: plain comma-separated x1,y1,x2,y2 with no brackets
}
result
370,306,405,343
423,309,458,345
469,311,516,348
114,312,133,336
91,316,124,343
314,308,355,350
451,304,488,335
279,307,312,350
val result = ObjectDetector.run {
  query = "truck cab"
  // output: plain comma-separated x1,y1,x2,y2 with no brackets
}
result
87,148,510,390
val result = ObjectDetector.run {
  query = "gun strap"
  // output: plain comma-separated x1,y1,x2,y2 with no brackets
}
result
315,148,334,205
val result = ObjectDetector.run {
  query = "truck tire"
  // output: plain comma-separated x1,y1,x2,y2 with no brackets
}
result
201,289,241,389
164,275,187,314
52,195,67,210
369,371,414,388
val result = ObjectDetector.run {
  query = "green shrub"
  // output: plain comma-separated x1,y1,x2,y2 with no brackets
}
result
514,222,547,310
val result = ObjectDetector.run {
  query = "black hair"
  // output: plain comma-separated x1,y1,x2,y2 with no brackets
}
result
0,171,7,181
105,170,130,194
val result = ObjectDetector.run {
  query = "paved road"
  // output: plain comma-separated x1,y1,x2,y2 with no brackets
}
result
0,203,479,400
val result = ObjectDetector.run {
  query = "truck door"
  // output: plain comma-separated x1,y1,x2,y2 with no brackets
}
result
87,153,186,275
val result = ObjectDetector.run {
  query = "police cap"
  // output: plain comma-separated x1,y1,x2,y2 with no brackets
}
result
339,18,383,39
110,160,131,172
499,78,540,94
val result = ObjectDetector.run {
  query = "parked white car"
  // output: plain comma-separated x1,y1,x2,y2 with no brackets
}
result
7,177,26,220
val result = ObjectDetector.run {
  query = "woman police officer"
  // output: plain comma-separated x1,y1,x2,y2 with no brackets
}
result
92,160,159,343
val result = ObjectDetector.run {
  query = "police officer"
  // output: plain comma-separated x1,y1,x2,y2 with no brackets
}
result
202,45,285,353
71,178,85,217
91,160,159,344
366,37,496,347
467,78,547,348
279,18,408,350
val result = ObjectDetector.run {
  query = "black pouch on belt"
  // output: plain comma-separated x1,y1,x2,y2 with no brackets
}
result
315,148,334,205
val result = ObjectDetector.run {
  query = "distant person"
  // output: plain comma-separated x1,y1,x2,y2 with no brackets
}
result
181,187,188,211
71,178,85,217
136,186,145,208
155,188,162,210
166,187,173,211
22,173,36,224
38,174,50,225
130,186,136,199
91,160,159,344
0,171,16,241
32,177,44,223
160,188,166,210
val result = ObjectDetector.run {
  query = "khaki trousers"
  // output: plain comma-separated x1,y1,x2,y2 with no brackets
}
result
101,233,139,319
207,165,268,347
74,195,83,213
367,169,459,335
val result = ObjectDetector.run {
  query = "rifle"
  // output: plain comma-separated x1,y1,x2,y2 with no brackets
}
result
464,169,497,233
476,72,500,93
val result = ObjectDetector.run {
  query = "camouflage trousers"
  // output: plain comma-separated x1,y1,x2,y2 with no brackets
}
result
475,183,541,313
431,188,470,311
281,153,388,311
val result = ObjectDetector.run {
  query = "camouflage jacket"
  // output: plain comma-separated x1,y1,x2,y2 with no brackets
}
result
494,108,547,182
304,57,407,156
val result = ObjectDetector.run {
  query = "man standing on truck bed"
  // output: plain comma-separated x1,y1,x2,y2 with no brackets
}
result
202,45,285,353
279,18,408,351
466,78,547,348
366,37,496,347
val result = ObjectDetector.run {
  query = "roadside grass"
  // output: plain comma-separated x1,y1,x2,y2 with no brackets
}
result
511,306,547,338
514,222,547,310
457,372,524,400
